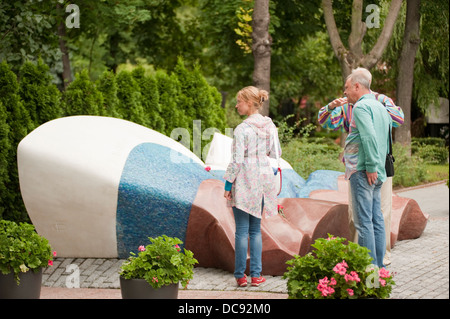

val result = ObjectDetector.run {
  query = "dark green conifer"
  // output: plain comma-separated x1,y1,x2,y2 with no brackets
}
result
63,69,102,116
0,61,34,222
131,67,165,132
18,59,62,126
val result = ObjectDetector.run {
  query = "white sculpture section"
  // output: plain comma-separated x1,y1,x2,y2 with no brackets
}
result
18,116,203,258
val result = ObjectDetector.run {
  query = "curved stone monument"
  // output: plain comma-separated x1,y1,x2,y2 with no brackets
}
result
18,116,208,258
17,116,429,275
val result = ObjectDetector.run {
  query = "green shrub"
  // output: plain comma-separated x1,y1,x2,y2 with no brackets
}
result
411,139,449,164
412,137,446,147
174,58,226,155
392,143,428,188
0,61,34,222
0,220,54,284
0,101,11,220
115,70,149,128
96,70,121,118
131,67,165,132
282,138,344,179
63,69,102,116
284,235,395,299
119,235,197,289
155,69,188,136
18,59,62,126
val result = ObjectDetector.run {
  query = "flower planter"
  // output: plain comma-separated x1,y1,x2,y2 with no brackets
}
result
0,269,43,299
120,276,179,299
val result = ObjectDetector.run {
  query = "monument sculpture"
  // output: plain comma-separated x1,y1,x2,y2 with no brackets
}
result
17,116,428,275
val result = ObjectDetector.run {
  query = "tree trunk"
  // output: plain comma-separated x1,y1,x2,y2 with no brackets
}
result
57,3,72,89
395,0,421,146
252,0,271,116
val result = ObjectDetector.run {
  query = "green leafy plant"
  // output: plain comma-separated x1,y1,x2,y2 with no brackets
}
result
283,235,395,299
119,235,198,289
0,220,55,284
392,143,428,188
412,143,449,165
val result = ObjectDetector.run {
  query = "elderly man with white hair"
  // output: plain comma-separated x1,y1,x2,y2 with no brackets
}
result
342,68,392,268
317,67,404,266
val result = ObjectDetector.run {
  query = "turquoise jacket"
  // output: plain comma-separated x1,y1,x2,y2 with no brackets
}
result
344,94,392,182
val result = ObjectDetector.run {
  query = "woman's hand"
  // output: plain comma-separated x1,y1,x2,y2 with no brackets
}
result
224,190,232,201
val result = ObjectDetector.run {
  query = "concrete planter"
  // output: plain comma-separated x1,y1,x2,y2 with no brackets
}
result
0,269,42,299
119,276,179,299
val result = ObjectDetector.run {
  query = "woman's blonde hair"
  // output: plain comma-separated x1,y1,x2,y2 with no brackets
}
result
237,86,269,109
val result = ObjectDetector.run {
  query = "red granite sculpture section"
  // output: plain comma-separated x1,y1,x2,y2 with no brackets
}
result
185,179,351,276
309,175,429,247
186,177,429,276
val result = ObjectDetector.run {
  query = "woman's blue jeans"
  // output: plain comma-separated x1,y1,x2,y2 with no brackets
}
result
349,171,386,268
232,203,263,279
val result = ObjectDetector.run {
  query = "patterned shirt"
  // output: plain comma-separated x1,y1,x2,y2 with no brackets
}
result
318,91,404,132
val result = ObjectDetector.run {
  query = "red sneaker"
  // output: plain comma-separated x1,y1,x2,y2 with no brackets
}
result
236,275,247,287
251,276,266,287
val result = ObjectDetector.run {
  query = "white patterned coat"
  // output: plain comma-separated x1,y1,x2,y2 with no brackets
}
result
223,114,281,218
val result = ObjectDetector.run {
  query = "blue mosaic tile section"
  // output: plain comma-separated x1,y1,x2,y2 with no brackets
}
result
116,143,211,258
208,168,343,199
297,170,344,198
278,169,306,198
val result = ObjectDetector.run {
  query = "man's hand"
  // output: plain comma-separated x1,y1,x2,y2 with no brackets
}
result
328,97,348,110
366,171,378,186
224,190,232,201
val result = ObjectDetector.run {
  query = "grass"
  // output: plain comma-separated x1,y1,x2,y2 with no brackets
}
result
423,163,449,183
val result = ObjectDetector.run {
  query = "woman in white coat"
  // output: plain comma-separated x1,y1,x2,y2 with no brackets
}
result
223,86,281,287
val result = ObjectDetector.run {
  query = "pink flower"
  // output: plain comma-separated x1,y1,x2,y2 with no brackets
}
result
379,267,390,278
53,251,57,257
329,277,337,286
379,278,386,286
48,260,53,266
333,260,349,275
350,271,360,282
317,283,327,292
277,205,286,218
344,271,361,283
321,286,335,297
205,166,211,172
319,277,329,285
174,244,181,252
138,245,146,252
317,277,336,297
152,277,158,283
347,288,354,296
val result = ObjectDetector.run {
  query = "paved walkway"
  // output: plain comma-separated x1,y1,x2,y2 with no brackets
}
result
40,181,449,299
